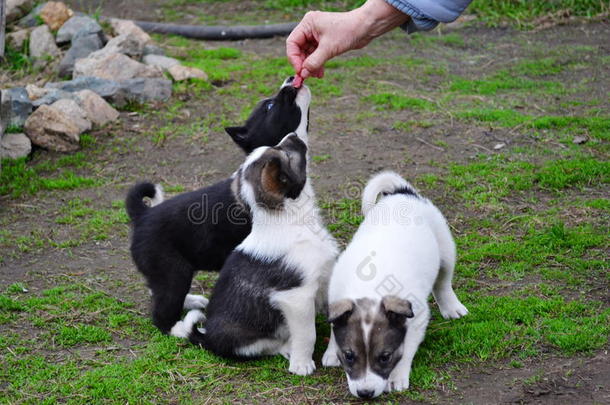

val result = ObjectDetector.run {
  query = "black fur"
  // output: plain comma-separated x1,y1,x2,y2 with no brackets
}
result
383,185,420,199
225,84,302,153
189,250,303,358
127,178,250,333
125,182,157,221
126,80,308,335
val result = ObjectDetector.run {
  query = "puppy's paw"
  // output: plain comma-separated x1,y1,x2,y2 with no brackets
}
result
439,301,468,320
288,359,316,376
183,294,209,310
385,374,410,392
321,349,340,367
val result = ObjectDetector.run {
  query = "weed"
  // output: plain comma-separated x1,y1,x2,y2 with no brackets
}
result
366,93,436,111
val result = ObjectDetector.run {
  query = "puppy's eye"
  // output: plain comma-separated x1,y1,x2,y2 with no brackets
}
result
266,102,274,110
378,352,392,364
278,173,288,184
343,350,355,364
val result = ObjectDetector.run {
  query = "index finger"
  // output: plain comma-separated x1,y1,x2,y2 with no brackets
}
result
286,23,309,73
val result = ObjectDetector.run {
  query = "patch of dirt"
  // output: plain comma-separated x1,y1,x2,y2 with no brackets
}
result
440,351,610,405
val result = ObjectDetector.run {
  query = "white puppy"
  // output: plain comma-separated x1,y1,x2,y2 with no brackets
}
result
322,171,468,399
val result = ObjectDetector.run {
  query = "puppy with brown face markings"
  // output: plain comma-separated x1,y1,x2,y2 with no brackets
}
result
184,134,338,376
322,171,468,398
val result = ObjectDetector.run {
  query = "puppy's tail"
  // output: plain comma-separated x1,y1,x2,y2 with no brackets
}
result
361,171,420,216
125,182,164,221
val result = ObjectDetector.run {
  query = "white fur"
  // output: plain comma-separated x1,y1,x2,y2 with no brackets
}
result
183,294,209,310
281,78,311,144
361,170,418,216
348,368,387,398
151,184,165,207
325,171,468,396
236,172,338,375
169,309,205,338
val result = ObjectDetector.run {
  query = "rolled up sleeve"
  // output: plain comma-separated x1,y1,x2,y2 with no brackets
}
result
385,0,473,33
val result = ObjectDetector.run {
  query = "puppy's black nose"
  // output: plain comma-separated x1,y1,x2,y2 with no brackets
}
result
357,389,374,399
287,76,295,83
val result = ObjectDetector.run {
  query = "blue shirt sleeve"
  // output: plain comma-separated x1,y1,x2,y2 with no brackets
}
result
384,0,473,33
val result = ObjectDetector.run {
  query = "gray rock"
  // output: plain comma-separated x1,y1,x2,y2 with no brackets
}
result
56,15,103,44
109,19,151,46
32,89,78,107
45,76,121,99
6,28,32,51
29,25,61,63
168,65,208,82
143,44,165,56
119,78,172,104
143,54,180,71
58,33,104,78
24,105,82,152
73,52,162,81
3,88,33,127
88,34,143,60
1,133,32,159
75,90,120,126
7,0,35,23
44,76,171,106
16,3,44,28
50,99,92,133
0,91,10,138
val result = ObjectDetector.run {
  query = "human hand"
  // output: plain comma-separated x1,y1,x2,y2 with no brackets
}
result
286,0,409,81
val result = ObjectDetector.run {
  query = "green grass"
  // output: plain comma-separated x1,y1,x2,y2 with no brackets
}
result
456,109,610,140
449,70,565,96
0,155,98,198
469,0,608,28
365,93,436,111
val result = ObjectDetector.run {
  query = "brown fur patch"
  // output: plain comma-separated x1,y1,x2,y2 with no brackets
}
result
260,159,282,197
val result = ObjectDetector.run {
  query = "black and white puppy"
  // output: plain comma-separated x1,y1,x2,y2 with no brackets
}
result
322,171,468,398
185,134,338,376
125,78,311,337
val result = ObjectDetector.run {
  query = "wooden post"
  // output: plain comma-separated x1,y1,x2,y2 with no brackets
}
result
0,0,6,60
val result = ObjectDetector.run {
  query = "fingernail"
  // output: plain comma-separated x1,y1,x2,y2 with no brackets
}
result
301,68,310,78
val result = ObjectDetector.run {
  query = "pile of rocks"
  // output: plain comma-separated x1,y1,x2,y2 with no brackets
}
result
1,0,208,159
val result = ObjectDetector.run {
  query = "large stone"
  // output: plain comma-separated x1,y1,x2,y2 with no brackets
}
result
24,105,82,152
109,19,151,45
119,78,172,104
58,33,104,78
44,76,172,106
56,15,103,44
32,89,78,107
168,65,208,81
16,3,45,28
45,76,121,99
73,52,163,81
29,25,61,62
75,90,120,126
25,84,49,100
6,28,32,51
0,91,10,136
1,133,32,159
143,44,165,57
143,54,180,71
3,88,33,127
88,34,143,60
50,99,92,133
39,1,73,31
7,0,34,23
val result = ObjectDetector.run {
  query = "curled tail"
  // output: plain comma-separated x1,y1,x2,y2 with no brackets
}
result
361,171,421,216
125,182,164,221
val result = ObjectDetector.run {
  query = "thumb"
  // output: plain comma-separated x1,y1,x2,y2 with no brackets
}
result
302,47,332,78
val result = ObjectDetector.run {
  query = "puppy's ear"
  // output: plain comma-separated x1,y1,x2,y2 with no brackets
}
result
381,296,414,325
260,157,285,208
225,126,249,150
328,299,354,325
